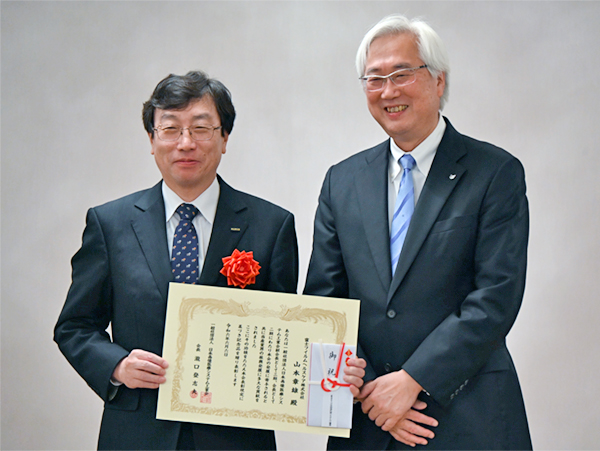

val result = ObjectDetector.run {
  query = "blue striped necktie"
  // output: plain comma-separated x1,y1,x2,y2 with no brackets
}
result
171,203,200,284
391,154,416,274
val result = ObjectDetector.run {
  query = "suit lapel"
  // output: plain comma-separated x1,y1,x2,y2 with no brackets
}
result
355,141,393,292
131,182,172,301
199,176,248,286
388,119,467,303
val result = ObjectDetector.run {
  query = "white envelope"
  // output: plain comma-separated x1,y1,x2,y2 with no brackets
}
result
306,342,356,429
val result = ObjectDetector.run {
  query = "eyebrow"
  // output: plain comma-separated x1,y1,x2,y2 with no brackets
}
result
365,63,413,75
158,112,214,122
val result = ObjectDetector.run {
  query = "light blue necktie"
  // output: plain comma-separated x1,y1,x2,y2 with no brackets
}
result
391,154,416,274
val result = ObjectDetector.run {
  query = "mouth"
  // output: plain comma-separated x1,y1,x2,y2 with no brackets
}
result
174,159,199,165
385,105,408,113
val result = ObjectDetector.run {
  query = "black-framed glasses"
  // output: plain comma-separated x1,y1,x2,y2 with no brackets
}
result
153,125,223,142
360,65,428,92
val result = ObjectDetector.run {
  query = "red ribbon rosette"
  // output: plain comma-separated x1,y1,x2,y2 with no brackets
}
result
220,249,261,289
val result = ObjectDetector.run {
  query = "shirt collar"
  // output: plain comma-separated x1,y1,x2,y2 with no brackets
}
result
162,178,220,225
389,114,446,179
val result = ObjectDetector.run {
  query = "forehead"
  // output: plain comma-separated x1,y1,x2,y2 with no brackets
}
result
365,33,421,74
155,96,218,124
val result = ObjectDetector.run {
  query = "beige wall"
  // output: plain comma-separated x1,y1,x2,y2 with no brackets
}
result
2,1,599,449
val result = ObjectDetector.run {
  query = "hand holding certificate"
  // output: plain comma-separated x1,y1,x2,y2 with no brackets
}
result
157,283,360,437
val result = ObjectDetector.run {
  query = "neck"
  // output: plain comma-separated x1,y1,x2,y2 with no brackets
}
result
166,178,216,203
393,114,440,152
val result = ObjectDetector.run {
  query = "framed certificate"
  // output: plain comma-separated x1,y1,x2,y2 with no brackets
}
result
156,283,360,437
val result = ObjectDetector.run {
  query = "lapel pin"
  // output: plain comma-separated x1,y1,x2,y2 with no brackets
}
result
231,227,241,232
449,174,457,180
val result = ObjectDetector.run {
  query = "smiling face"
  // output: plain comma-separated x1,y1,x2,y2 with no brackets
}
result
364,32,445,151
150,96,228,201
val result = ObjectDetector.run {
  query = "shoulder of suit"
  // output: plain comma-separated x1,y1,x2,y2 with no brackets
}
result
90,183,161,214
438,120,522,172
219,177,294,218
454,131,521,166
327,139,389,173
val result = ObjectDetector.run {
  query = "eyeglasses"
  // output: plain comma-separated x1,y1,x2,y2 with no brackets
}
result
153,125,223,142
360,65,428,92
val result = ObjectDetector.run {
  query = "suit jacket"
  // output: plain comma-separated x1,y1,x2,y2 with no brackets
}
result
304,118,532,450
54,176,299,450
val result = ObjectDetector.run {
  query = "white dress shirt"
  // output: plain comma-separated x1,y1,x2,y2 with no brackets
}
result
162,178,220,274
388,115,446,232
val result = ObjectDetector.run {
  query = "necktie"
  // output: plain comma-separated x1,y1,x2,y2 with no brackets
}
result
390,154,416,274
171,203,200,284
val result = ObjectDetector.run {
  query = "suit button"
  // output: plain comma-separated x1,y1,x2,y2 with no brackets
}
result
386,309,396,319
384,363,392,372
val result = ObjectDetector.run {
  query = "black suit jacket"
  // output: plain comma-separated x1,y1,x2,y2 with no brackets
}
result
54,176,298,450
304,119,532,450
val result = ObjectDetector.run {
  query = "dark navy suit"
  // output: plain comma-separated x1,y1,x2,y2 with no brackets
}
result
304,119,532,450
55,176,298,450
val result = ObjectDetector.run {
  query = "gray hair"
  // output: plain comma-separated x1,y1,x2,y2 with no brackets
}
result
356,14,450,110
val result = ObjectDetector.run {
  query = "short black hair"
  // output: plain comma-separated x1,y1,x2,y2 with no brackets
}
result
142,70,235,137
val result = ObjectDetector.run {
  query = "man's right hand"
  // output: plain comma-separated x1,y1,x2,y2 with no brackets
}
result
358,371,438,446
112,349,169,389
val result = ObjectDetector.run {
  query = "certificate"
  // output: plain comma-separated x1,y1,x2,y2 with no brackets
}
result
156,283,360,437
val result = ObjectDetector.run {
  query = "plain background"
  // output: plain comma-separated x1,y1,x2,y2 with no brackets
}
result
2,1,599,450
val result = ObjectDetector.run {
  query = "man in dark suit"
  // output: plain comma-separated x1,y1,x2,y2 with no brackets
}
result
54,71,298,450
304,15,532,450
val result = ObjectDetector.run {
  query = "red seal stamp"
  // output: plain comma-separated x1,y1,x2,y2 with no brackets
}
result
200,392,212,404
190,389,198,399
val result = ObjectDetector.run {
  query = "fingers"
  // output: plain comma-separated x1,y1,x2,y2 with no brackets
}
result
359,372,437,444
343,362,366,380
390,426,429,447
361,396,373,415
412,399,428,410
359,380,377,413
343,368,365,394
112,349,169,389
389,416,436,446
361,372,414,423
381,416,400,431
126,372,165,389
343,358,367,397
349,385,362,399
399,419,435,440
405,407,438,428
371,405,399,428
345,357,367,369
129,349,169,369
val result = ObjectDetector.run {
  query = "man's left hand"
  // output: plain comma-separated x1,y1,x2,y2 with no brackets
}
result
388,400,438,447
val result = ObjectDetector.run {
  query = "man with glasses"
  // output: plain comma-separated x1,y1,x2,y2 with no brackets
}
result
304,14,532,450
54,71,298,450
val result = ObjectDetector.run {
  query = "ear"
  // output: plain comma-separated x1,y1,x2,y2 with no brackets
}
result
436,72,446,98
221,133,229,154
148,132,155,154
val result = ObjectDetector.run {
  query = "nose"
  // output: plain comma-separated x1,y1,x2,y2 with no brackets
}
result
177,129,196,151
380,79,401,99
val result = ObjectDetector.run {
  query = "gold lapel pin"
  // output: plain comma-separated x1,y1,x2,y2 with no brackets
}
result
231,228,241,232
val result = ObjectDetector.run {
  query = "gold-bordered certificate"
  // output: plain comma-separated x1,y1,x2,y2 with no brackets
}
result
156,283,360,437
